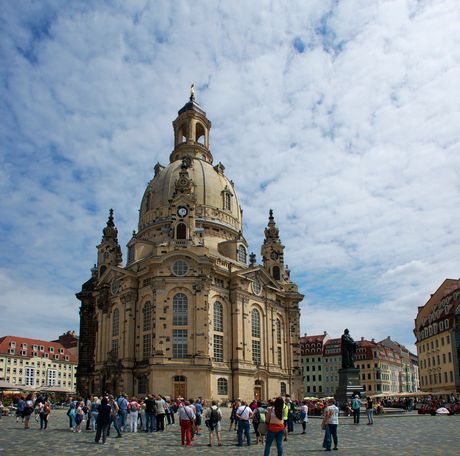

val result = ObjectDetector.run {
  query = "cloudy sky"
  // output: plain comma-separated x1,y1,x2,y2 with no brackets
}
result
1,0,459,354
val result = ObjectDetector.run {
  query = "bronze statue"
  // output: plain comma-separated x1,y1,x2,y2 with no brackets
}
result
341,328,357,369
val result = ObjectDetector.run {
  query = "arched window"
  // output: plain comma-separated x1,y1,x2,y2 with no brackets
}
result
238,245,247,264
173,293,188,325
273,266,280,280
196,122,205,144
99,265,107,278
217,377,228,395
176,223,187,240
224,193,231,210
113,309,119,337
214,302,223,332
276,319,281,344
143,301,152,332
252,309,261,364
252,309,260,338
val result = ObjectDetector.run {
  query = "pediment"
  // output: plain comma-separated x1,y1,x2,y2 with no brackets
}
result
237,266,282,291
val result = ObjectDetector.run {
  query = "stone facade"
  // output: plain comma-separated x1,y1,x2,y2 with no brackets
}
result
76,95,304,402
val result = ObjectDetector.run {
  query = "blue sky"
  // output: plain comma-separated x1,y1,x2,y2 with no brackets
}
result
1,0,460,354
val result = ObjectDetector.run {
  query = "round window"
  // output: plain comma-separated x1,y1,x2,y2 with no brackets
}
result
172,260,188,276
252,278,261,295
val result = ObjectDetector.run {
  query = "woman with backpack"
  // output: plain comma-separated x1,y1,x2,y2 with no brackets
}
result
253,400,267,445
205,400,223,447
128,397,140,432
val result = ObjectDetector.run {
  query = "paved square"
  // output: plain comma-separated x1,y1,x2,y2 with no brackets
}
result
0,408,459,455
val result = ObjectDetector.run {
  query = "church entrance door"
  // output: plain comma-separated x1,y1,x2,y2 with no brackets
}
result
254,386,261,400
174,375,186,399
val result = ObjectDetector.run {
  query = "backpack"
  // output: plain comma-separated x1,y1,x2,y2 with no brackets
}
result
352,399,359,410
44,403,51,413
129,402,139,411
210,407,220,424
258,408,266,423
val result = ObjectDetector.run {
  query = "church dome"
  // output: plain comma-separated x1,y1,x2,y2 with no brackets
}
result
139,157,242,235
137,95,244,244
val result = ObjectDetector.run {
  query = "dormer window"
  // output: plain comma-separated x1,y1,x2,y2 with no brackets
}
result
49,347,54,353
224,193,231,210
238,245,247,264
128,245,135,264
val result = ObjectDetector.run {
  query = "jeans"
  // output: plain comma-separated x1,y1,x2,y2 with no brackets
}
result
69,410,76,429
366,408,373,424
287,412,294,433
95,423,109,444
353,408,360,424
111,415,122,436
263,428,284,456
91,411,98,431
322,424,338,450
119,409,128,432
146,412,156,432
237,420,251,446
39,412,48,429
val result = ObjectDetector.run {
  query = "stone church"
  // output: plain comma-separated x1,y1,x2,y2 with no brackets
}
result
76,93,304,402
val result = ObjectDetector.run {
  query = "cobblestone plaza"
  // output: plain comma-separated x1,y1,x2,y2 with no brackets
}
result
1,408,459,455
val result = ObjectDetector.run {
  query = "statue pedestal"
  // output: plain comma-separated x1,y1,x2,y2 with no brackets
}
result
334,368,364,403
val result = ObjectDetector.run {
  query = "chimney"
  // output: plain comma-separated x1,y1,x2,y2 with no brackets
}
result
361,337,364,341
372,338,375,343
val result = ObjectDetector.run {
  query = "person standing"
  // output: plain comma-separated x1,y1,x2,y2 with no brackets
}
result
366,396,373,425
178,400,195,446
145,395,156,432
90,397,100,431
300,400,309,434
128,397,140,432
285,395,294,434
193,398,203,436
95,397,112,444
263,397,285,456
322,398,339,451
229,400,239,431
253,400,267,445
352,395,361,425
205,400,223,447
109,395,122,438
236,400,253,447
16,397,25,423
23,394,34,429
39,397,51,430
155,395,165,431
117,394,128,433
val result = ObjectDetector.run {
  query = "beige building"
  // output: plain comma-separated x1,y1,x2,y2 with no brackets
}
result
0,336,78,390
414,279,459,392
300,332,329,395
77,94,304,402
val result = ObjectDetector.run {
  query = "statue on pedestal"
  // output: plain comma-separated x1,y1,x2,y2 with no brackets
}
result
341,328,357,369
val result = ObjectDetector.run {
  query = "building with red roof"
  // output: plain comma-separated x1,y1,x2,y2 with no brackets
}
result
0,335,77,390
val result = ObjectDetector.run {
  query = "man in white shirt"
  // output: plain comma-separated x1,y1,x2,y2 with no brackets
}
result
236,400,253,446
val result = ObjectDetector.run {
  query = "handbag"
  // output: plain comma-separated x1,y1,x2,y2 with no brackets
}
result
258,422,269,435
321,418,327,430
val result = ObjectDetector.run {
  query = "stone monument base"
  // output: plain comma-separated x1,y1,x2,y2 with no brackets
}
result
334,368,364,403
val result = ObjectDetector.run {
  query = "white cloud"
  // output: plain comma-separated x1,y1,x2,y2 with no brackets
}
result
1,0,460,354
